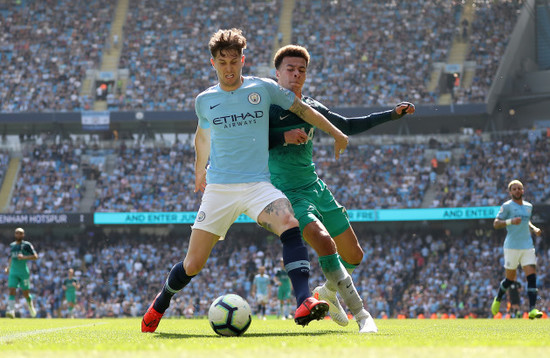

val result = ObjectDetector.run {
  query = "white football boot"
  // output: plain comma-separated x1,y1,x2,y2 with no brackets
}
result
313,285,349,326
356,309,378,333
28,302,37,318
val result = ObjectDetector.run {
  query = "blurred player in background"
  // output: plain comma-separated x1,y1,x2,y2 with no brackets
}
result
142,28,350,332
63,268,80,318
251,266,270,320
4,228,38,318
491,180,543,319
269,45,415,332
274,257,292,319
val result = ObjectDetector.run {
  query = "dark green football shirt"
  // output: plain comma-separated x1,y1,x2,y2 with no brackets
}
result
269,96,393,192
9,240,37,275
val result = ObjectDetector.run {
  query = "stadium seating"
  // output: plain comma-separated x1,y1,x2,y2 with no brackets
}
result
0,0,524,112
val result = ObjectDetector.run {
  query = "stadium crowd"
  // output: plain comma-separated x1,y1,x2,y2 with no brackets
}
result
6,140,86,213
113,0,281,111
3,128,549,214
0,0,114,112
0,0,525,112
1,225,548,319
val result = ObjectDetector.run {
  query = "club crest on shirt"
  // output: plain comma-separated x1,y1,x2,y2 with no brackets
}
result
248,92,261,104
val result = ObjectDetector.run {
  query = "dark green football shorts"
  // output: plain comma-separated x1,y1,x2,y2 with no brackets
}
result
284,179,350,237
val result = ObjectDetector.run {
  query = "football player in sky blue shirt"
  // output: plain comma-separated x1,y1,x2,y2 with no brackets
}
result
143,28,349,333
491,180,543,319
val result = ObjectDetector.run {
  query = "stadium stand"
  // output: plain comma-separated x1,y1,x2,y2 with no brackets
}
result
0,0,115,112
0,0,526,112
4,128,548,212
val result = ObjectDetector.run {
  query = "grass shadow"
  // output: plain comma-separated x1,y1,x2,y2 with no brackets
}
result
156,329,345,339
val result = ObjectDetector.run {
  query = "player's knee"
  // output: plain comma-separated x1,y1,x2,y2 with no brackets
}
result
280,214,299,232
183,259,203,276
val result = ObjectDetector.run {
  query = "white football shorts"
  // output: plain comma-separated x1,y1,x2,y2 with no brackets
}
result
503,248,536,269
256,293,269,304
192,181,287,237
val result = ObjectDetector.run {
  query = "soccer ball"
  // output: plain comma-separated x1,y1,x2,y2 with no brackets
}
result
208,293,252,336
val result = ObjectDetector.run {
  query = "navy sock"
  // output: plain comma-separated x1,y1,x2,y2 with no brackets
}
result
280,227,310,307
153,261,195,313
526,274,538,310
496,278,513,301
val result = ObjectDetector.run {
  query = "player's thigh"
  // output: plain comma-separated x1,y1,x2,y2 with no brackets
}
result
503,249,522,270
280,289,292,301
250,183,297,235
293,179,349,237
519,248,536,269
66,292,76,303
7,273,22,289
192,183,244,237
19,274,31,291
257,294,268,304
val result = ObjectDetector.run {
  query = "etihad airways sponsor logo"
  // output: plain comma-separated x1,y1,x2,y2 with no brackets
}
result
212,110,263,128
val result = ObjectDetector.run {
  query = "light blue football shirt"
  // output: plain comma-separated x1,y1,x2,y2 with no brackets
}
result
253,274,270,296
496,199,534,249
195,76,295,184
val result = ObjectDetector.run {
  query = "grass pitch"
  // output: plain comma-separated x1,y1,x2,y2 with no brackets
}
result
1,317,549,358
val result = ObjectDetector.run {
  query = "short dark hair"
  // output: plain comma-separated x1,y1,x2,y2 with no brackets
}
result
273,45,310,69
209,28,247,58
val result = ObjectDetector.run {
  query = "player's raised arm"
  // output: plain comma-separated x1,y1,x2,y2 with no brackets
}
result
194,125,210,192
288,97,348,159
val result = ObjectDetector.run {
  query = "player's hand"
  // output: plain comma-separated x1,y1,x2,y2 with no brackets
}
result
194,168,207,193
333,131,348,160
512,217,522,225
533,227,542,236
393,102,415,119
17,253,24,259
284,128,308,145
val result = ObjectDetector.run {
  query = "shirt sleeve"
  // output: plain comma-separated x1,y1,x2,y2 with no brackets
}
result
194,95,210,129
262,78,295,110
496,204,508,220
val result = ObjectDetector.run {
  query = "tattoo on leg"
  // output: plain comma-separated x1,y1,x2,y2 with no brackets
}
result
264,199,294,216
259,199,294,233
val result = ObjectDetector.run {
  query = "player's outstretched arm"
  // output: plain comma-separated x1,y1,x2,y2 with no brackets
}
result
278,101,416,147
288,97,348,159
330,101,415,135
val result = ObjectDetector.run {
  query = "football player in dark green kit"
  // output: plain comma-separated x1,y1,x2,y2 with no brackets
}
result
4,228,38,318
269,45,415,332
63,268,80,318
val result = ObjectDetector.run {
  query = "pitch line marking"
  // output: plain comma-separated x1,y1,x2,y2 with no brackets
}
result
0,322,108,343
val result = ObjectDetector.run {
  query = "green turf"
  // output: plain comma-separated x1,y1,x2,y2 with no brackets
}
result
1,317,549,358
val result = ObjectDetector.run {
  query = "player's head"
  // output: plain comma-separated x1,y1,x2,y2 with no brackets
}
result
273,45,310,95
14,227,24,240
69,268,74,277
258,266,265,274
507,179,524,200
209,28,246,90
